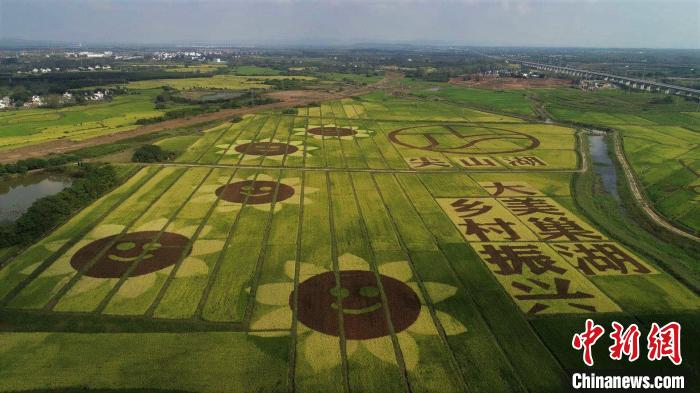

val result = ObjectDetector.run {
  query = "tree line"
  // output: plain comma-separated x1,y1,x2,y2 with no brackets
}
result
0,164,119,247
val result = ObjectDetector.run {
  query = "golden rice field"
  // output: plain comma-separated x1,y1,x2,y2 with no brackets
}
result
0,93,697,392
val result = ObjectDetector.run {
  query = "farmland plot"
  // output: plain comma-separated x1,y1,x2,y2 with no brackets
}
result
186,95,579,172
0,90,177,151
0,95,697,392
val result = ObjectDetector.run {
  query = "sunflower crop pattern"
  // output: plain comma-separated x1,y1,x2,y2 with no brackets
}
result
0,94,698,393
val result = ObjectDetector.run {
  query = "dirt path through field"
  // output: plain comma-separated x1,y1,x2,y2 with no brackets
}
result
612,131,700,242
449,76,571,89
0,85,376,164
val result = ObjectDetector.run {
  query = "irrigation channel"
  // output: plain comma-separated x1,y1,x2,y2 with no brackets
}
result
587,130,620,200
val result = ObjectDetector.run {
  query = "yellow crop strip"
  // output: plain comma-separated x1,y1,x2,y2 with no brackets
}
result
438,181,658,315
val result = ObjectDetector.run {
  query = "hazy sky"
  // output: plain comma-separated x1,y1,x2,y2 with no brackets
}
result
1,0,698,48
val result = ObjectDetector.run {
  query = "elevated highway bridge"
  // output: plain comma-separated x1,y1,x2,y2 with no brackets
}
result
520,61,700,98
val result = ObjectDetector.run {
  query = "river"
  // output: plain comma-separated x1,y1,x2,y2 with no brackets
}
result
587,131,620,200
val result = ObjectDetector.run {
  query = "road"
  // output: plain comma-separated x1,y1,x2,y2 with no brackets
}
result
3,73,695,243
0,85,377,164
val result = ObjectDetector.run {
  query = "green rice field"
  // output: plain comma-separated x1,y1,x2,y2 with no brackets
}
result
0,93,697,392
532,88,700,232
126,74,315,90
0,89,186,152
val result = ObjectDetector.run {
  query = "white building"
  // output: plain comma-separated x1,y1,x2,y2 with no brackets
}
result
23,95,43,108
0,96,12,109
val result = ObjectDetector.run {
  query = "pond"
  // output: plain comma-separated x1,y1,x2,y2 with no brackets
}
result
588,131,620,200
0,173,73,224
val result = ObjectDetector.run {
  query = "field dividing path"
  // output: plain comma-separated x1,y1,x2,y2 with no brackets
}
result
612,131,700,242
0,85,378,164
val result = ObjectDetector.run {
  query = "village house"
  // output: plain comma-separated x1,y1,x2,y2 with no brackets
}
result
88,91,108,101
579,79,616,91
23,95,43,108
0,96,12,109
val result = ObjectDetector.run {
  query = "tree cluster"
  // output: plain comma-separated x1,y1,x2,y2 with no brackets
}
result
131,144,176,163
0,154,79,176
0,164,119,247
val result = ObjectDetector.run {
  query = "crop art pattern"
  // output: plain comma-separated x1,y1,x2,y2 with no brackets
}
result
388,124,560,171
250,254,466,371
389,124,540,154
437,181,656,315
294,123,374,140
215,138,315,162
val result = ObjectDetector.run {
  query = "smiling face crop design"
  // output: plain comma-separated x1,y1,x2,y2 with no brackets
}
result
234,142,298,156
307,127,358,137
70,231,191,278
216,180,295,204
293,270,421,340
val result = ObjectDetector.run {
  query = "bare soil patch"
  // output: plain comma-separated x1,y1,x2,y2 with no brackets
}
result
0,84,378,164
449,76,571,90
263,90,335,102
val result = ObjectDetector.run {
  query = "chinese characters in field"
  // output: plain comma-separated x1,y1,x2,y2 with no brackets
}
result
437,181,655,315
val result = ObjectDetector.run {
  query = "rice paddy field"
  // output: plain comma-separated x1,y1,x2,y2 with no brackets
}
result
0,89,183,151
0,72,316,153
127,63,228,73
1,93,697,392
413,85,536,117
531,88,700,232
125,74,316,90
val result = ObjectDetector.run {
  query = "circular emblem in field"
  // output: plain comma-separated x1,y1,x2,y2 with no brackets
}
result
216,180,295,204
234,142,299,156
293,270,421,340
388,124,540,154
307,127,358,137
70,231,190,278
